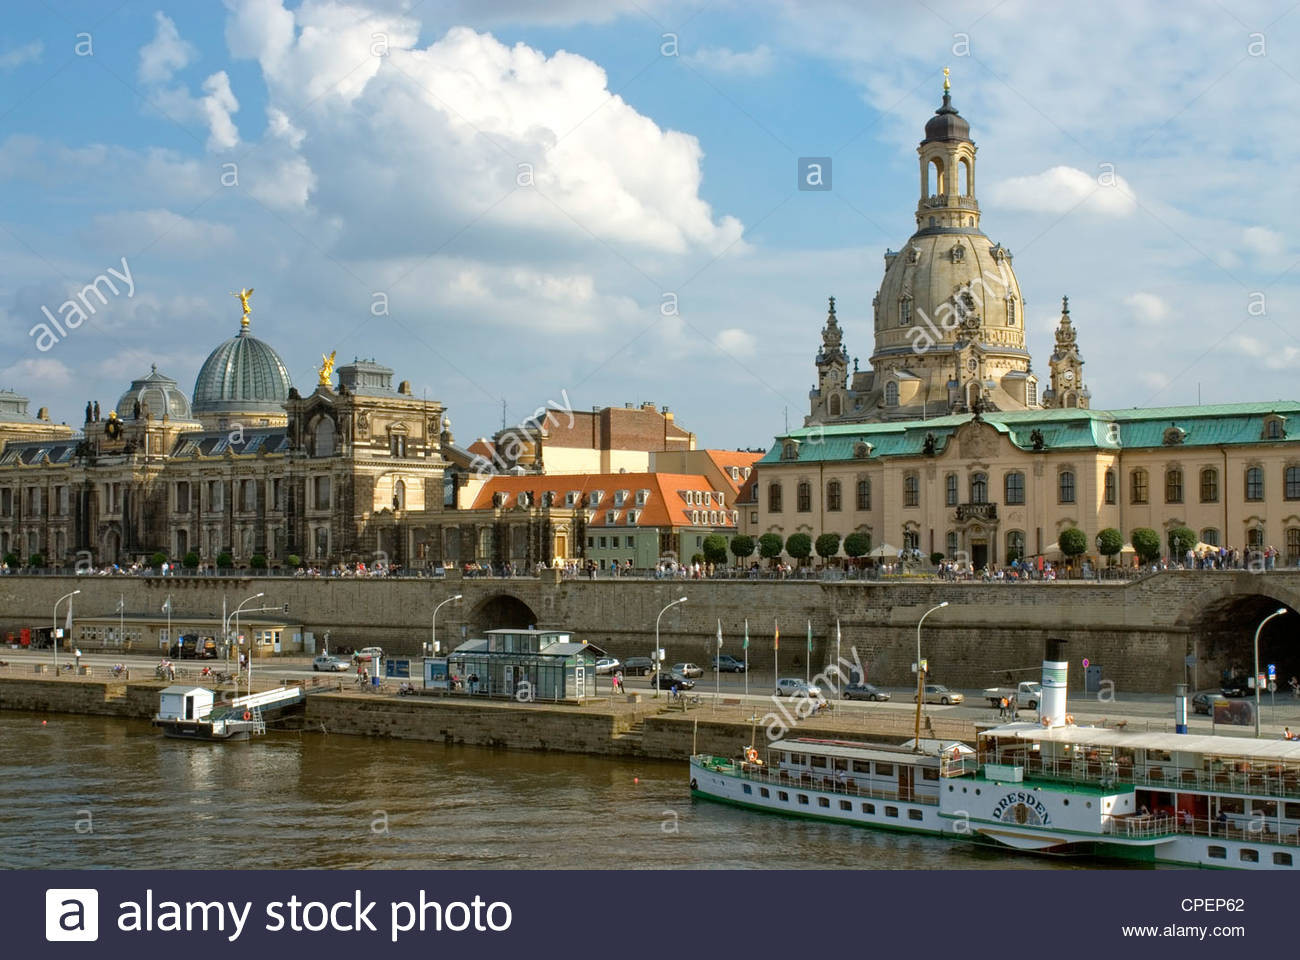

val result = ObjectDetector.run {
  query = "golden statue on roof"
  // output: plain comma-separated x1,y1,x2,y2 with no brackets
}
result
943,66,950,92
319,350,336,386
230,287,254,329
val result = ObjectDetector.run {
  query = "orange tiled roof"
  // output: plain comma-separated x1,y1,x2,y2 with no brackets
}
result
470,472,736,529
702,449,762,493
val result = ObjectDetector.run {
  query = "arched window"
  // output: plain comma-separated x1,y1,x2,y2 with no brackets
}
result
1286,466,1300,500
1200,468,1218,503
945,473,958,507
1165,468,1183,504
1005,471,1025,505
1201,528,1219,547
796,481,811,513
1245,466,1264,501
959,156,972,196
1006,297,1016,326
1130,468,1148,504
1267,419,1284,440
393,479,406,510
898,300,911,328
1103,469,1116,505
1288,528,1300,564
767,482,782,513
828,395,841,417
885,382,899,406
826,480,842,512
856,479,870,511
1006,530,1025,562
928,156,945,195
1247,526,1265,549
903,473,919,507
946,531,958,558
312,417,335,457
970,472,988,504
1058,471,1076,504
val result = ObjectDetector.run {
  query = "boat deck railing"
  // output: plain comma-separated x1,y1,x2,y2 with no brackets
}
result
996,755,1300,800
696,757,940,806
1104,813,1300,846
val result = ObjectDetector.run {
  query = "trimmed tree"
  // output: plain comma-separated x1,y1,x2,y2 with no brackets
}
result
182,551,200,570
1096,527,1123,563
815,533,842,566
843,532,872,564
150,551,168,570
216,552,234,570
758,533,784,567
3,552,19,568
1131,527,1162,565
287,554,302,569
690,552,705,566
930,552,945,566
1058,527,1088,563
729,534,755,565
785,533,813,566
702,534,729,566
27,553,44,568
1168,526,1197,559
250,553,268,570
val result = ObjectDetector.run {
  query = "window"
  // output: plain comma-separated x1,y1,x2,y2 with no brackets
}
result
313,476,331,509
598,536,607,548
1248,527,1265,550
1006,530,1025,562
856,479,870,511
946,531,958,557
1005,471,1025,505
390,434,407,457
1201,528,1219,547
626,536,635,547
839,800,852,811
1200,468,1218,503
1240,849,1259,863
797,794,809,806
796,481,811,512
1006,297,1016,326
817,796,830,808
899,298,911,327
903,474,919,508
1130,468,1148,504
175,482,190,513
862,803,875,814
606,511,616,524
760,787,770,798
1267,419,1285,440
970,472,988,504
1288,529,1300,564
1027,381,1037,407
778,791,789,802
885,806,899,818
742,784,752,795
945,473,958,506
1207,846,1226,860
885,382,899,407
827,480,841,512
1287,466,1300,500
1246,466,1264,501
589,491,602,507
1058,470,1076,504
312,418,335,457
768,482,783,513
1274,852,1293,866
1165,468,1183,504
1104,469,1116,504
908,809,924,821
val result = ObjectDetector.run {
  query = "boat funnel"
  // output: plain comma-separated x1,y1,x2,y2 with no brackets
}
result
1041,638,1068,727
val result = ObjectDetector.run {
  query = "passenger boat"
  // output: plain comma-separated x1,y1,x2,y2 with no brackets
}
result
151,684,303,742
690,640,1300,870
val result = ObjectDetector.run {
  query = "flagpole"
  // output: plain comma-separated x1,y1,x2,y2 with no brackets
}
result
715,619,722,713
836,618,842,681
743,618,749,699
806,620,811,684
774,619,779,688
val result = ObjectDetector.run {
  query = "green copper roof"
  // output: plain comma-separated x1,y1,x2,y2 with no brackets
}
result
759,401,1300,464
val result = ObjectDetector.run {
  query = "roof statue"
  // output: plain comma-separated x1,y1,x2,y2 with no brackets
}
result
943,66,950,92
230,287,254,330
319,351,337,387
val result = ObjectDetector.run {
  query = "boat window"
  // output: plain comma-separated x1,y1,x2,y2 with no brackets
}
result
1240,849,1259,863
862,803,875,814
760,788,770,798
1274,852,1293,866
1254,800,1278,818
812,755,828,769
885,806,899,818
1286,802,1300,820
876,762,894,776
1207,846,1226,859
834,758,849,771
908,809,924,821
852,760,871,774
1220,798,1245,815
818,797,830,808
778,791,789,802
742,784,752,795
921,767,939,781
798,794,810,805
1146,749,1172,763
839,800,852,811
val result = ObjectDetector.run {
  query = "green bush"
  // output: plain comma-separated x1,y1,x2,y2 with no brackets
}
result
843,532,872,559
2,552,18,568
785,533,812,563
1168,526,1197,558
150,551,168,569
690,552,705,565
1096,527,1123,559
1058,527,1087,558
182,551,200,570
1130,527,1161,564
250,553,268,570
287,554,302,569
729,534,755,562
930,552,945,566
815,533,841,561
702,534,729,566
758,533,783,562
27,553,44,568
216,552,234,569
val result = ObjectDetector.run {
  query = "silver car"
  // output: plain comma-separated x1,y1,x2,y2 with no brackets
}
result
312,654,350,672
775,677,822,698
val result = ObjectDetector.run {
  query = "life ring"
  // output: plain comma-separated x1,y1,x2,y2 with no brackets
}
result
242,711,252,721
745,747,759,764
1064,714,1075,725
1041,715,1052,727
690,779,698,790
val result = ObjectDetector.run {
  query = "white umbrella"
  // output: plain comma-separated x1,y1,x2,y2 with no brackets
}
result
868,543,900,559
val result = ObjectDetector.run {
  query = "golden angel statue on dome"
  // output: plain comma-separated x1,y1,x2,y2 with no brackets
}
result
319,350,336,386
230,287,254,327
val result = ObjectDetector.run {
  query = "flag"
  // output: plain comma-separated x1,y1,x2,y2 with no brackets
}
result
807,619,813,652
743,619,749,650
162,597,171,614
64,600,73,633
774,621,779,651
716,619,723,650
836,619,842,646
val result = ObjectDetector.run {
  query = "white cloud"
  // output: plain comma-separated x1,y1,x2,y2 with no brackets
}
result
199,72,240,151
0,357,73,392
715,328,757,357
1242,226,1284,257
0,40,43,72
83,209,236,258
987,166,1136,218
687,44,774,76
1235,336,1300,370
138,12,195,84
1124,292,1170,325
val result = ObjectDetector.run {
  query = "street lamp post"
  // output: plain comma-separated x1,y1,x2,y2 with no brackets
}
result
53,589,80,672
1254,607,1287,738
913,601,949,751
225,591,265,686
430,594,463,656
654,596,688,698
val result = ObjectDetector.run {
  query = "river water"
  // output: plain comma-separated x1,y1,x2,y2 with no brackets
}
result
0,712,1112,870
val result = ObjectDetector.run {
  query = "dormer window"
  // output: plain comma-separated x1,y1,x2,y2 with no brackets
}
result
588,490,603,507
636,489,649,506
493,492,507,507
542,491,556,507
626,510,638,524
853,441,873,459
781,440,800,461
1264,416,1287,440
606,510,616,524
517,492,529,508
1162,426,1186,446
614,490,627,506
565,491,577,507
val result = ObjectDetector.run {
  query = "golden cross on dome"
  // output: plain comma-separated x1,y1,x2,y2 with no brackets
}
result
943,67,950,92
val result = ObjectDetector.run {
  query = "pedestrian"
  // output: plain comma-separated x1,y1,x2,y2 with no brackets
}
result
670,682,679,701
74,648,82,670
1009,695,1017,719
1291,676,1299,700
1216,809,1228,836
999,696,1007,719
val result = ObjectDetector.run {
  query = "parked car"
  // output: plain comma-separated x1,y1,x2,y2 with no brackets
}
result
913,684,963,705
623,656,654,676
775,677,822,698
842,682,890,702
1191,692,1214,715
649,671,695,690
175,635,217,659
312,654,351,672
595,657,621,675
1220,675,1251,698
712,655,746,673
352,646,384,662
673,662,703,678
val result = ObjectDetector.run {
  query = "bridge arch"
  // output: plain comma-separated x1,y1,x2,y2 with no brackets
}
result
1179,581,1300,691
467,593,540,635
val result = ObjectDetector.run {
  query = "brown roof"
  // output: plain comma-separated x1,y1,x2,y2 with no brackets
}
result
530,406,694,452
471,472,735,529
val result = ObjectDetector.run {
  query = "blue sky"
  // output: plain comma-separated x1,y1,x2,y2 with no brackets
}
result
2,0,1299,448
